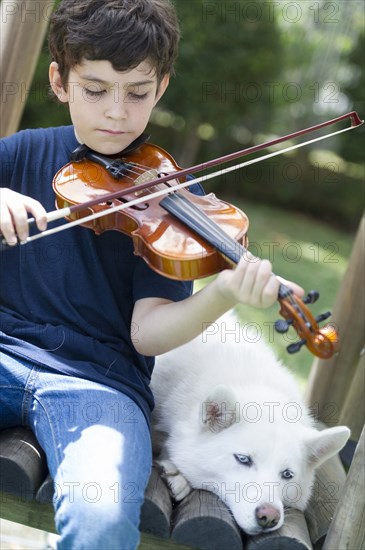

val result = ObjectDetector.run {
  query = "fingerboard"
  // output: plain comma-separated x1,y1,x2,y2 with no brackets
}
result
160,191,293,302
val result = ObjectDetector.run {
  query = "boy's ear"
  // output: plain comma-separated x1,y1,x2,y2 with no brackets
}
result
49,62,68,103
154,74,170,105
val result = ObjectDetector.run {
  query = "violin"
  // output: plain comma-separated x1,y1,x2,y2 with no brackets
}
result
52,136,339,359
3,111,363,358
53,141,250,280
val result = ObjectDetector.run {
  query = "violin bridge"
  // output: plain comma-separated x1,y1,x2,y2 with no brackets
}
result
133,169,160,196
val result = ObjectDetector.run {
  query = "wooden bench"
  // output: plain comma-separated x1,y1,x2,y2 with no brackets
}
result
0,425,351,550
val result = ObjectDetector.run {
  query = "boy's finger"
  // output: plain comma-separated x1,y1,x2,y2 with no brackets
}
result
22,197,48,232
0,208,18,245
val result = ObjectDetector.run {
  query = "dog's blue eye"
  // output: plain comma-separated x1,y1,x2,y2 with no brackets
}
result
281,469,294,479
234,454,253,466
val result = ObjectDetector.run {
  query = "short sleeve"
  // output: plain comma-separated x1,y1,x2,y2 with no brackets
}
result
133,257,193,303
0,138,15,186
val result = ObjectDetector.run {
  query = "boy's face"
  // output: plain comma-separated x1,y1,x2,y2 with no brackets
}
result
50,59,169,155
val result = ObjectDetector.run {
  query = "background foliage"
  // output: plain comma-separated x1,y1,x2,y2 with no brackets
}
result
20,0,364,231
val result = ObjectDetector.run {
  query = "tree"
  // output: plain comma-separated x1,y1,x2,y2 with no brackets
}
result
153,0,282,165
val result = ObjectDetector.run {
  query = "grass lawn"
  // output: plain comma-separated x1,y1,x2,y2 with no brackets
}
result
193,200,358,386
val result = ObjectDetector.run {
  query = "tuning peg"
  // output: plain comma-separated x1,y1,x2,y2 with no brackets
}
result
274,319,292,333
287,339,307,354
315,311,332,323
303,290,320,304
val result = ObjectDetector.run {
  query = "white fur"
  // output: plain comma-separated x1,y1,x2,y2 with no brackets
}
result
151,314,350,536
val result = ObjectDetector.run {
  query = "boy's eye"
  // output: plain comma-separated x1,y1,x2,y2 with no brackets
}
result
84,88,106,98
127,92,148,101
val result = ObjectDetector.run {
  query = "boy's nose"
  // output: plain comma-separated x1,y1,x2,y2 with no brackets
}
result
105,96,128,120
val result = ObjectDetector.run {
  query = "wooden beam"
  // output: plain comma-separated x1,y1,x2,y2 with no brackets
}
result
305,424,347,547
245,509,312,550
305,214,365,425
171,490,243,550
0,492,194,550
339,353,365,441
0,0,56,137
323,424,365,550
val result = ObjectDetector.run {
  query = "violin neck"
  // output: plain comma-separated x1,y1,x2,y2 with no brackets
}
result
160,192,292,300
160,192,245,265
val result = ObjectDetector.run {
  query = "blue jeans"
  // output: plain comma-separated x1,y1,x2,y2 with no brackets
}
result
0,351,152,550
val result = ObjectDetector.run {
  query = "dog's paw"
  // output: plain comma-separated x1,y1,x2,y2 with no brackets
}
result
165,472,192,501
156,459,192,501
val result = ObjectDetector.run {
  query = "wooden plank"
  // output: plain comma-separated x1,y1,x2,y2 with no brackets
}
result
0,427,198,548
0,492,194,550
0,426,47,499
36,473,54,503
323,424,365,550
339,353,365,441
0,490,56,534
171,489,243,550
306,215,365,425
35,467,174,539
140,466,172,538
305,451,346,548
139,534,196,550
35,461,173,540
0,0,56,137
245,508,312,550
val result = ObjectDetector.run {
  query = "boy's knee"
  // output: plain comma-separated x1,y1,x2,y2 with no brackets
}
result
55,496,141,549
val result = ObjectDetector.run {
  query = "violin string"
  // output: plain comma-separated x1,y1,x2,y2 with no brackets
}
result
161,192,246,264
104,159,178,189
118,165,146,179
121,161,179,187
123,163,150,176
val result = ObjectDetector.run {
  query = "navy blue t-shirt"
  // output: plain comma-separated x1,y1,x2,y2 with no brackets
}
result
0,126,202,423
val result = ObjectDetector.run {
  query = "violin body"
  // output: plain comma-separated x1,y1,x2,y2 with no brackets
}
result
53,143,249,280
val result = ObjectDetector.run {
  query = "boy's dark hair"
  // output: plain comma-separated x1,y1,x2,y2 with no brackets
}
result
49,0,180,87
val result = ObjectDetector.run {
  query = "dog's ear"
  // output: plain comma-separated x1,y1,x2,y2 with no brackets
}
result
306,426,351,467
201,385,238,433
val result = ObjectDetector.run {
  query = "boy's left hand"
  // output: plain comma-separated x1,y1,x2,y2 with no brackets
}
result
214,252,304,309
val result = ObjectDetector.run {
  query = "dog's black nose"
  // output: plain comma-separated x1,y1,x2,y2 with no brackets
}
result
255,503,280,529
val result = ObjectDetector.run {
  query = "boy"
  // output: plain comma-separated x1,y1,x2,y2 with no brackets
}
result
0,1,302,548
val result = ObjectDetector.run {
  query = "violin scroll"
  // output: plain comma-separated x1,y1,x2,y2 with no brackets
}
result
275,287,339,359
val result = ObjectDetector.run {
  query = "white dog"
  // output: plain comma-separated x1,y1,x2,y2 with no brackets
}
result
151,315,350,536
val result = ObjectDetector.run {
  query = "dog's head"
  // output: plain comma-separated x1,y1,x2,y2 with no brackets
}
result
180,384,350,536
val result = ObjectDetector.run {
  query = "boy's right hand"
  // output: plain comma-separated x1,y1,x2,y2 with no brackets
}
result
0,189,47,245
